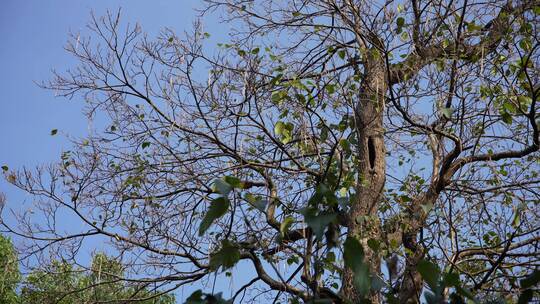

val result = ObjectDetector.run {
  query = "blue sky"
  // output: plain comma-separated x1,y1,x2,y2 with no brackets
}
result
0,1,202,170
0,1,244,301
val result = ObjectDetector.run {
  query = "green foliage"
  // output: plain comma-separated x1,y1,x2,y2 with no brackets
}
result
244,193,267,212
518,270,540,304
200,176,250,236
274,121,294,144
20,253,175,304
6,1,540,303
301,207,337,241
209,240,241,271
0,235,20,304
416,259,476,303
343,237,371,297
416,260,440,290
184,290,231,304
280,216,295,237
198,197,230,236
440,107,454,119
212,178,233,196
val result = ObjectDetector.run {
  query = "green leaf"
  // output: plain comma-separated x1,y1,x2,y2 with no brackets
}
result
520,269,540,289
417,260,441,290
237,49,246,57
466,22,483,32
320,126,329,141
519,38,532,51
367,238,380,252
501,111,513,124
223,176,243,189
1,165,8,172
338,49,346,60
301,207,336,240
141,142,151,149
280,216,294,237
502,101,516,113
518,289,534,304
209,240,240,271
207,293,231,304
251,47,260,55
441,107,453,119
400,31,409,41
50,129,58,136
185,290,205,304
517,95,532,108
442,272,460,287
244,193,267,212
343,237,370,296
308,184,338,207
274,121,294,144
185,290,232,304
271,89,287,104
213,179,233,196
198,197,230,236
339,139,351,156
432,59,443,71
396,17,405,27
454,285,476,302
326,84,336,94
512,207,521,228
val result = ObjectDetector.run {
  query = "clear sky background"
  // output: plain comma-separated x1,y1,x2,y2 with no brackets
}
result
0,1,245,301
0,1,204,169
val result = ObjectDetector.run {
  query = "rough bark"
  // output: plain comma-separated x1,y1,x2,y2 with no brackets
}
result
341,50,387,302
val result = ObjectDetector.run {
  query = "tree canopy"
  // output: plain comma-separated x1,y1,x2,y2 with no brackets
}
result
0,234,20,304
2,0,540,303
19,253,175,304
0,234,175,304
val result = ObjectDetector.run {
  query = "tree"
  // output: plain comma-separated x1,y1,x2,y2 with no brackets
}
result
0,233,20,304
1,1,539,303
19,253,175,304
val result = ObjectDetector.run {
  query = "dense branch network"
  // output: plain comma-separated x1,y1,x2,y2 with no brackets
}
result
1,0,539,303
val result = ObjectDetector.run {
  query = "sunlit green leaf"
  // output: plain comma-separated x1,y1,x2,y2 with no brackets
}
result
209,240,240,271
274,121,294,144
198,197,230,236
280,216,294,237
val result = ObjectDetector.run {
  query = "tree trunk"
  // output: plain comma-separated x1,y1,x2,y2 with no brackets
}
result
398,190,439,303
341,53,387,303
